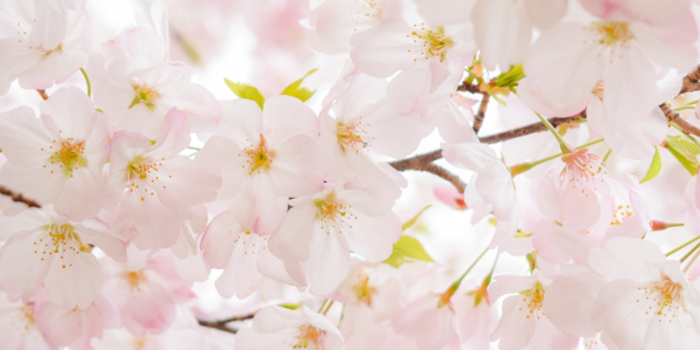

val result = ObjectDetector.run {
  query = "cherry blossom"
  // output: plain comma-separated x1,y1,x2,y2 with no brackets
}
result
0,0,700,347
0,0,88,94
589,237,700,350
198,96,326,236
0,211,125,310
268,183,401,295
0,87,109,219
106,109,221,250
235,305,344,350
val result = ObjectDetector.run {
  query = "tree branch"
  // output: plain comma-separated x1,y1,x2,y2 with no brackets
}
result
197,313,256,334
456,81,482,94
680,65,700,95
387,65,700,192
389,151,466,193
0,186,42,208
389,150,442,170
478,111,587,144
661,102,700,138
473,93,490,134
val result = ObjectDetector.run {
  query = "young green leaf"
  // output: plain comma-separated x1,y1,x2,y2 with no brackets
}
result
664,135,700,175
402,205,431,231
281,68,318,102
224,79,265,109
384,235,434,268
640,146,662,183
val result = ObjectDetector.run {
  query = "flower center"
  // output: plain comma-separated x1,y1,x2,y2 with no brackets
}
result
19,304,35,330
593,21,634,47
410,25,454,62
35,223,85,269
353,274,377,306
244,134,274,174
294,324,325,349
133,337,148,350
336,121,368,154
129,84,160,111
360,0,382,20
654,275,683,315
47,137,88,177
518,281,546,320
313,191,357,235
561,149,600,180
233,229,267,255
124,270,147,288
314,192,346,221
125,155,167,201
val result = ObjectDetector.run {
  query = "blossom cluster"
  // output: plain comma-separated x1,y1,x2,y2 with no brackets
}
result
1,0,700,349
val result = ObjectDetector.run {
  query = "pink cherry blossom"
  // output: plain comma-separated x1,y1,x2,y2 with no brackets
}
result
0,87,109,220
107,109,221,250
89,26,220,138
0,0,88,94
198,96,326,236
268,183,401,295
589,237,700,350
0,211,125,310
235,305,344,350
201,207,304,299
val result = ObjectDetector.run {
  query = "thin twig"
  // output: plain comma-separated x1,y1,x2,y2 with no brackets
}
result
661,102,700,138
389,151,466,193
197,313,255,334
679,65,700,95
456,81,482,94
389,150,442,171
421,164,466,193
473,93,490,134
0,186,41,208
198,320,238,334
479,111,587,144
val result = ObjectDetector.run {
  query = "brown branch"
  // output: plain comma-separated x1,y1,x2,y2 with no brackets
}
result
661,102,700,137
36,90,48,100
0,185,41,208
679,65,700,95
389,151,466,193
386,64,700,190
389,149,442,171
479,111,587,144
422,163,466,193
456,81,482,94
197,313,255,334
473,93,490,134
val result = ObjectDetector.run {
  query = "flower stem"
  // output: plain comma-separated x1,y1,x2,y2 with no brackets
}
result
317,299,328,313
536,113,572,153
683,243,700,273
680,241,700,263
438,246,489,307
321,300,334,315
666,235,699,257
510,138,604,176
80,68,92,97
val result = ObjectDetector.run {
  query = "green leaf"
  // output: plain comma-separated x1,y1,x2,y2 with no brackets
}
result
526,251,537,274
224,79,265,109
281,68,318,102
494,63,525,91
665,135,700,175
402,205,431,231
640,146,662,184
279,302,304,310
384,235,434,268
